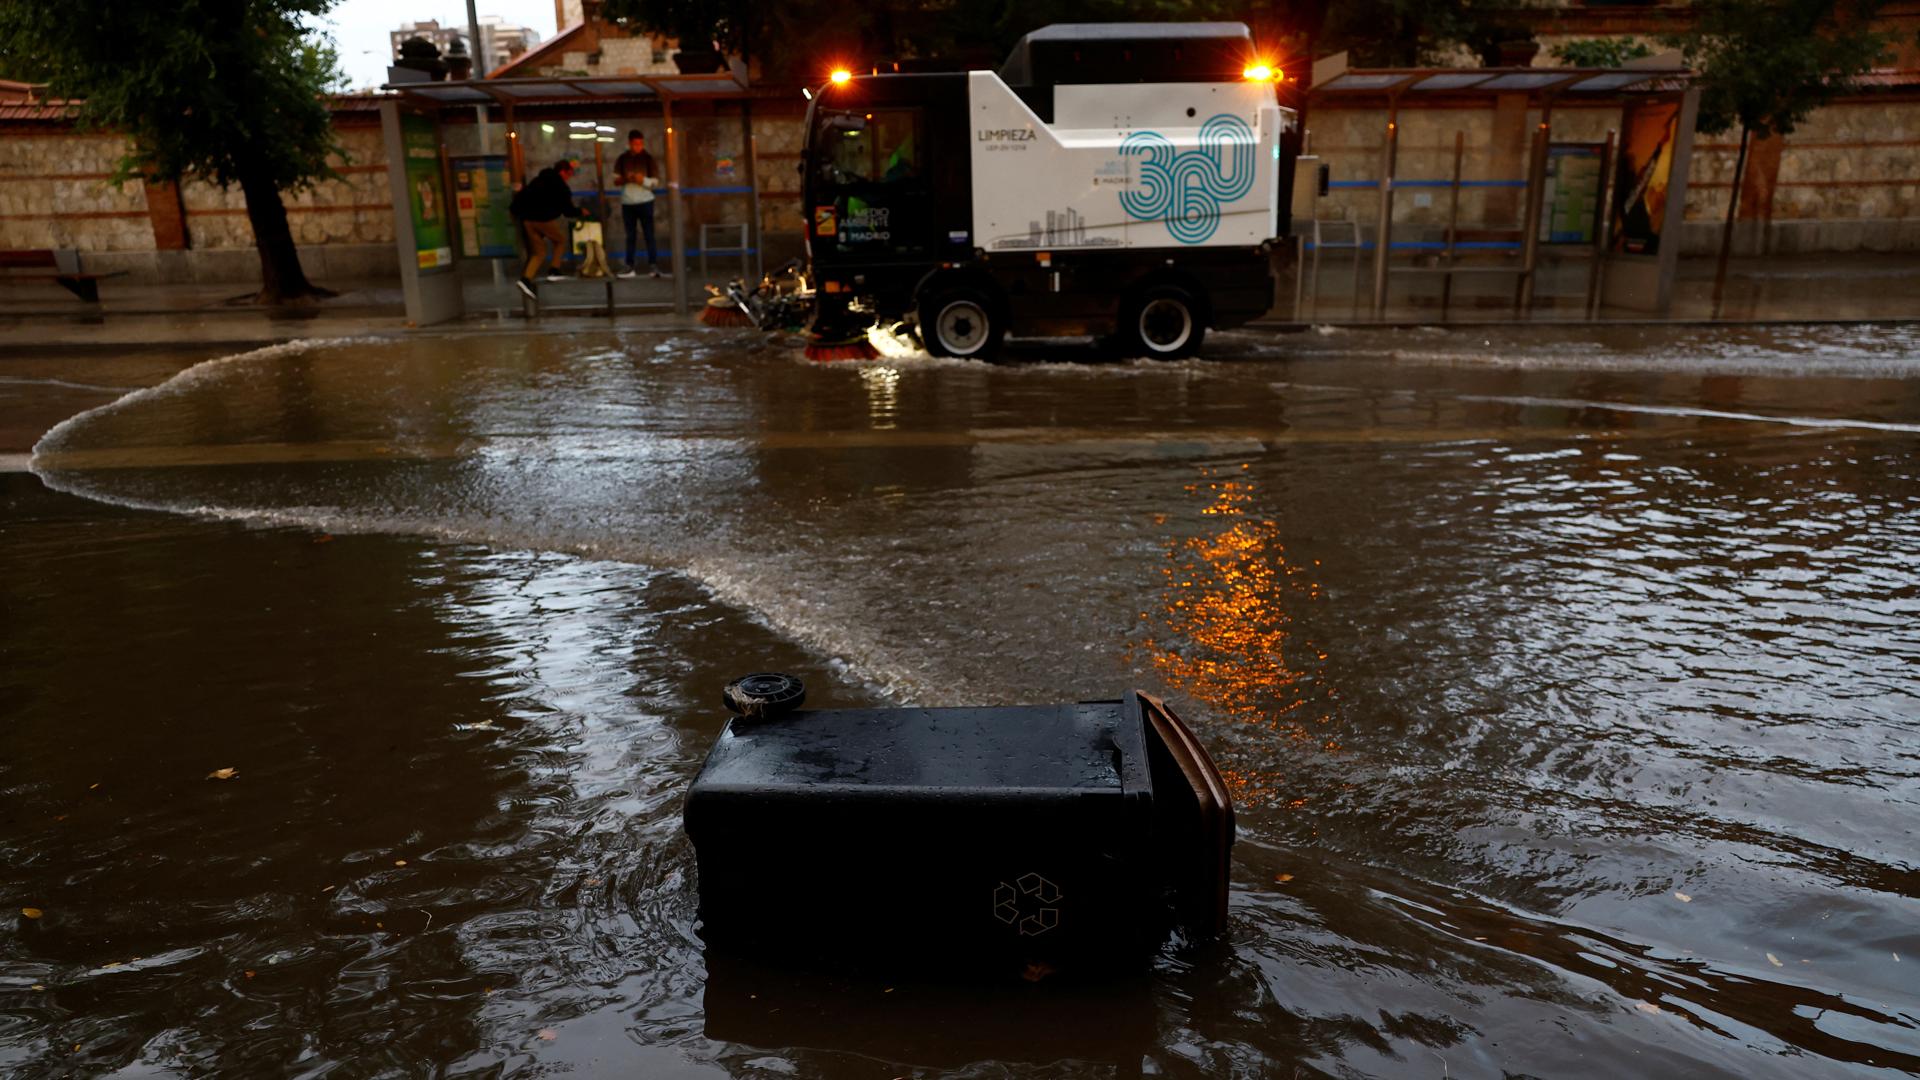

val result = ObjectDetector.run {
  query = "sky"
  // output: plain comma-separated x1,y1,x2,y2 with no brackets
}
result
320,0,558,91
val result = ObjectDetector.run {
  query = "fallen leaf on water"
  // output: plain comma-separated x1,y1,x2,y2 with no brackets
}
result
313,534,334,544
375,922,384,929
1021,962,1056,983
244,970,256,979
321,885,335,892
1766,953,1783,967
21,907,43,919
1674,892,1692,903
31,985,45,991
54,815,67,822
207,768,238,781
1635,1001,1662,1014
394,860,407,867
88,783,99,791
585,878,601,886
1274,873,1294,883
102,962,120,970
537,1028,558,1041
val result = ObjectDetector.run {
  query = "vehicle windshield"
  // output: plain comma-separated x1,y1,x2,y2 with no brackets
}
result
814,109,920,187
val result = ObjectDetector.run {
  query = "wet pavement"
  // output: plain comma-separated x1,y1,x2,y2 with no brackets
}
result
1,253,1914,361
4,323,1920,1077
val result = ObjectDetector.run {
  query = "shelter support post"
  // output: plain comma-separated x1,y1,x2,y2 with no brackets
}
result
744,102,763,285
1441,130,1465,320
1370,97,1399,319
1585,130,1617,319
665,97,688,316
1516,102,1554,316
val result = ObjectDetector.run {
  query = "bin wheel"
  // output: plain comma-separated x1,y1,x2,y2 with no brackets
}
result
919,288,1003,359
1116,285,1205,359
723,672,807,719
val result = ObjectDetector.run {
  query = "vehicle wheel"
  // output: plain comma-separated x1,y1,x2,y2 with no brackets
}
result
1117,285,1206,359
919,288,1003,359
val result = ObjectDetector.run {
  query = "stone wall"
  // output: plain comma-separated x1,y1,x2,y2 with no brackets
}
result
6,83,1914,292
0,131,153,253
0,108,395,284
1302,92,1920,255
1685,98,1920,254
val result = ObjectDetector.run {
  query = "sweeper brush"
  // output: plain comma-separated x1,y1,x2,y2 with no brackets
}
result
804,331,881,362
699,296,756,328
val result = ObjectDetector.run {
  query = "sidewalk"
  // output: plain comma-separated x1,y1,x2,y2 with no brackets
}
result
1270,251,1920,326
0,271,702,353
3,252,1916,356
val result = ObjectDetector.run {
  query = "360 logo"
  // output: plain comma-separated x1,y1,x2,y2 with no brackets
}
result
1118,115,1255,244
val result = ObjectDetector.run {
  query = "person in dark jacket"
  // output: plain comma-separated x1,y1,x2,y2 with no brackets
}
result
512,158,587,298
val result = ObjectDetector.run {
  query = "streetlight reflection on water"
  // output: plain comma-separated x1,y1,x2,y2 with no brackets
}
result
1134,466,1334,809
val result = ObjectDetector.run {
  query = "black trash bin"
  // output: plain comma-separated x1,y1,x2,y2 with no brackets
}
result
683,684,1233,977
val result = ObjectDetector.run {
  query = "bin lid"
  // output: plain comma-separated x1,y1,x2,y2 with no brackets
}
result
689,701,1151,800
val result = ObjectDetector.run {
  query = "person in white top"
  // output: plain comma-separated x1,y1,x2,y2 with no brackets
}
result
614,130,663,279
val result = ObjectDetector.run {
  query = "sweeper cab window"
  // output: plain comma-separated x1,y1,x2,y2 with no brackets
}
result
815,109,921,186
810,107,930,257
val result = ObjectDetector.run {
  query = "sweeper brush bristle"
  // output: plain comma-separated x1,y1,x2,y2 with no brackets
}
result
699,299,756,328
804,337,882,362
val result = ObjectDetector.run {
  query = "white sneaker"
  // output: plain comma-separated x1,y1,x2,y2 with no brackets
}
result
542,272,567,282
616,268,638,279
515,279,536,299
648,267,666,279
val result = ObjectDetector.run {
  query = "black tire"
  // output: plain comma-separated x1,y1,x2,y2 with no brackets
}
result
918,287,1003,359
1115,284,1206,359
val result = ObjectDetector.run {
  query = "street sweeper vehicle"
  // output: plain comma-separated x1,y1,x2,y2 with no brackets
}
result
797,22,1299,361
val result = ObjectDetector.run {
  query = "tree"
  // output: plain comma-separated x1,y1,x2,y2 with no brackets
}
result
1664,0,1892,311
1550,37,1654,69
0,0,346,304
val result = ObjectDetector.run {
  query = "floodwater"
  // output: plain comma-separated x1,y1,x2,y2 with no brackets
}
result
5,323,1920,1077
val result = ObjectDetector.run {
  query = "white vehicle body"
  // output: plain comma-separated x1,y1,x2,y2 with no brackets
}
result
967,71,1291,254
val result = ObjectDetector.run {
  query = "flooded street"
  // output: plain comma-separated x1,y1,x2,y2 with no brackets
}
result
5,323,1920,1077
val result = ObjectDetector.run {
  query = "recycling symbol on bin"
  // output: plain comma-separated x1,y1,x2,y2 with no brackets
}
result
993,872,1063,937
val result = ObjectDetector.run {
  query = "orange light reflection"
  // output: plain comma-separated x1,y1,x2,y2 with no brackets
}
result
1132,469,1337,811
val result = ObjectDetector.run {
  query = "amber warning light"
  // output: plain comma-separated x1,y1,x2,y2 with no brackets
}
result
829,69,852,86
1242,63,1280,82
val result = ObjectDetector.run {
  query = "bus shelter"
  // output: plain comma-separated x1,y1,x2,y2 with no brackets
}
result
378,71,763,326
1300,54,1697,319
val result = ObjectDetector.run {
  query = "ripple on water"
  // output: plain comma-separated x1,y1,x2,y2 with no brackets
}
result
9,324,1920,1076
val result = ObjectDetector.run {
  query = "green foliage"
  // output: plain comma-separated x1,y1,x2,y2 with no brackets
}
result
1549,37,1654,69
1318,0,1497,68
609,0,1269,82
0,0,345,190
1664,0,1893,137
603,0,1553,79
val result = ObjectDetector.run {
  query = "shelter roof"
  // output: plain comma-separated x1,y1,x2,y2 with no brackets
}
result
1312,65,1691,99
380,71,750,109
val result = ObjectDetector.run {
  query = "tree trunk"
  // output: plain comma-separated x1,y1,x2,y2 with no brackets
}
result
1711,125,1750,316
238,163,332,305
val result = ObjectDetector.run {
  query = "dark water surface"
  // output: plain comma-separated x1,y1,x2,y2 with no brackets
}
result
5,324,1920,1077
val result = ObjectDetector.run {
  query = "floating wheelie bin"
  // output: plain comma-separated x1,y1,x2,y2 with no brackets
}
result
683,675,1233,977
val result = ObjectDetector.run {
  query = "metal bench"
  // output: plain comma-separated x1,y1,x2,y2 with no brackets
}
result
0,249,127,302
